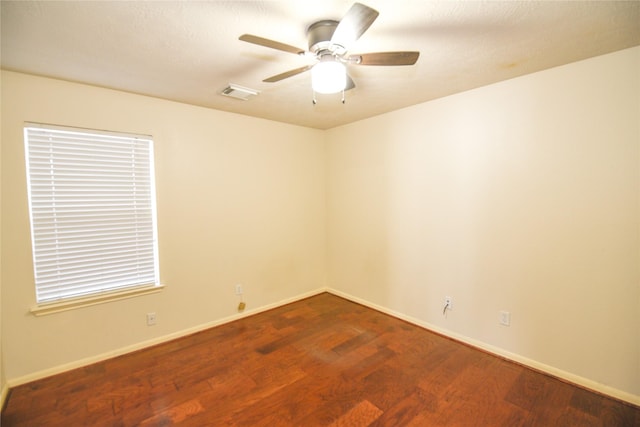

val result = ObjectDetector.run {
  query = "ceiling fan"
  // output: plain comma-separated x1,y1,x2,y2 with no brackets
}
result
239,2,419,103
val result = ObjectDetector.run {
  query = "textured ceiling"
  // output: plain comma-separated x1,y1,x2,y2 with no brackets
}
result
2,1,639,130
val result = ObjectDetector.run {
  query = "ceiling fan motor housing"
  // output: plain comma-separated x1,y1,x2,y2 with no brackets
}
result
307,20,344,55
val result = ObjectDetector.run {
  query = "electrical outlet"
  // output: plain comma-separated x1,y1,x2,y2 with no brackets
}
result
444,296,452,310
146,312,157,326
500,310,511,326
235,284,243,295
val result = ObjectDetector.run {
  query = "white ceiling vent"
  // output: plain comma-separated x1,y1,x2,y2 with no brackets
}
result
220,84,259,101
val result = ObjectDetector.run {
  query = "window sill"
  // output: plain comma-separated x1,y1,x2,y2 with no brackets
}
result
30,284,165,316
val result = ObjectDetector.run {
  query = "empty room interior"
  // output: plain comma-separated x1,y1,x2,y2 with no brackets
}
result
1,1,639,425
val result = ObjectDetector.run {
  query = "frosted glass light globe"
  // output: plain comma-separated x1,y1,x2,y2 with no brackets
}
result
311,60,346,94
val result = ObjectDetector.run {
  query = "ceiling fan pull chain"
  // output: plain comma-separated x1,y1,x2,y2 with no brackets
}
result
312,91,317,105
341,90,346,104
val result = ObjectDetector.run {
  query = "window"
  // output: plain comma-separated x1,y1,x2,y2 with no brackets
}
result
24,123,160,305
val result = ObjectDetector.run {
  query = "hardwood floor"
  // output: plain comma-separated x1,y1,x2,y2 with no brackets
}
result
2,293,638,426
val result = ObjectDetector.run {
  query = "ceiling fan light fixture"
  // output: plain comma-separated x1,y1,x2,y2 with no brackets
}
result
311,58,346,94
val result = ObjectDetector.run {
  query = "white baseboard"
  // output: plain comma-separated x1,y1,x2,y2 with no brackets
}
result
326,288,640,407
7,287,328,389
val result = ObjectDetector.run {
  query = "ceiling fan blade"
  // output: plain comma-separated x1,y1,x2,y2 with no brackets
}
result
239,34,306,55
331,3,379,50
263,65,313,83
350,51,420,66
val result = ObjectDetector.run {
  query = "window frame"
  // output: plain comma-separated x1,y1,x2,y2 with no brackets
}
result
24,123,163,314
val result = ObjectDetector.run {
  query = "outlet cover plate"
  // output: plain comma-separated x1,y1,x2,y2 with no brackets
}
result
146,312,157,326
500,310,511,326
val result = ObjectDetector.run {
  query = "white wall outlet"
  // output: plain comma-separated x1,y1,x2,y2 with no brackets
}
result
235,284,243,295
444,296,452,310
500,310,511,326
146,312,157,326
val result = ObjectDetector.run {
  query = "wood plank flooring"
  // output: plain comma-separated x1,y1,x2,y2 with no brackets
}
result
2,293,638,426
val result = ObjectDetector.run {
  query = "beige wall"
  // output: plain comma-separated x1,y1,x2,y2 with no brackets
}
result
326,46,640,401
1,71,326,382
1,46,639,405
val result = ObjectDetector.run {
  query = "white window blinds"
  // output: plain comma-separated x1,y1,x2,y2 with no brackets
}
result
24,124,160,304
